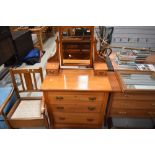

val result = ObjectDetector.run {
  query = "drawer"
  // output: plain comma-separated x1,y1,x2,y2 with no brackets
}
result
111,100,155,110
109,109,155,118
48,103,103,113
46,92,108,104
54,123,101,129
112,92,155,101
52,112,102,124
46,69,59,76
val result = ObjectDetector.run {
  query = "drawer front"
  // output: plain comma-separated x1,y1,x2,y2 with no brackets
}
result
46,69,59,76
48,103,103,113
112,93,155,101
54,123,101,129
53,112,102,124
46,92,108,105
111,100,155,109
109,109,155,118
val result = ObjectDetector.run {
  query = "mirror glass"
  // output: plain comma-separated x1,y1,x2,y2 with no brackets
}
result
60,27,92,67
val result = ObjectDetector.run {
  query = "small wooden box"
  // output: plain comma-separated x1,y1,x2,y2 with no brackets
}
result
46,62,59,75
94,62,108,76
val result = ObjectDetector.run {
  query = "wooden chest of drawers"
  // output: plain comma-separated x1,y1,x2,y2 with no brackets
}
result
41,70,120,128
44,91,109,128
107,92,155,126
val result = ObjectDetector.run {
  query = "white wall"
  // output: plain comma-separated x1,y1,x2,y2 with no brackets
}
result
111,26,155,51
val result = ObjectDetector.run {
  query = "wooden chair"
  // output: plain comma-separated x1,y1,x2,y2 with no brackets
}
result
6,67,49,129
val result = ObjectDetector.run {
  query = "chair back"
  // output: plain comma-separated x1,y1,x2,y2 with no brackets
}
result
10,68,44,96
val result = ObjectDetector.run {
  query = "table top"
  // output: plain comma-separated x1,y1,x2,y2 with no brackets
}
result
41,69,121,92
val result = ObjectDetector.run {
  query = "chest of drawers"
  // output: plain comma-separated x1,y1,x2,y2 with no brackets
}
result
106,70,155,128
107,92,155,128
108,92,155,116
41,70,120,128
44,91,109,128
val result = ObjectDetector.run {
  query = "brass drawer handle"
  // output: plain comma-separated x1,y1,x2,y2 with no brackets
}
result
88,97,96,101
56,106,64,110
148,112,155,115
118,111,126,114
88,106,96,111
87,118,94,122
123,94,133,97
59,117,66,120
124,94,129,97
56,96,64,100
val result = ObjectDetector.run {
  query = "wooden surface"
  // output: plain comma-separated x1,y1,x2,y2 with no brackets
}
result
93,63,108,70
44,91,109,128
41,69,120,92
46,62,60,75
93,62,108,76
46,62,60,69
144,54,155,64
108,92,155,117
42,69,120,128
63,59,90,66
10,68,43,93
107,91,155,128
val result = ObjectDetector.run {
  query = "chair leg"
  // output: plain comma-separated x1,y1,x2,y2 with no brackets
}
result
2,112,12,129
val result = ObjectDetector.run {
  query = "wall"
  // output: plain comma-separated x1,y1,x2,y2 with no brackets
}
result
111,26,155,51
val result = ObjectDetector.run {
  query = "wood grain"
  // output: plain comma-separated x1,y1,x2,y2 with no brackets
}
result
41,69,119,91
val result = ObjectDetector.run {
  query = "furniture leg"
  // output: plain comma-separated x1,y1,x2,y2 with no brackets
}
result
107,117,113,129
37,31,43,51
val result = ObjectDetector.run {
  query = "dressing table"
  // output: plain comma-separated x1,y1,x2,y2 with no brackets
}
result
41,26,120,128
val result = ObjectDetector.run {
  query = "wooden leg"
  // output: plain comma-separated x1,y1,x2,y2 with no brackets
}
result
37,31,43,51
49,116,55,129
44,115,49,129
2,112,13,129
107,117,113,129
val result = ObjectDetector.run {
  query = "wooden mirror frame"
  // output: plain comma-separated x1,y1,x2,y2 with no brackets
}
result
58,26,94,68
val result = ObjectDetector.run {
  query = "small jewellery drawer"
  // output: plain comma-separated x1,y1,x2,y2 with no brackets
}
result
46,69,59,76
46,92,108,104
53,112,101,124
109,109,155,118
48,103,103,113
111,100,155,110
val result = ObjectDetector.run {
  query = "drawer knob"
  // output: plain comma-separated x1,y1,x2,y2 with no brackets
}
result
118,111,126,114
88,97,96,101
56,96,64,100
56,106,64,110
59,117,66,120
87,118,94,122
88,106,96,111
